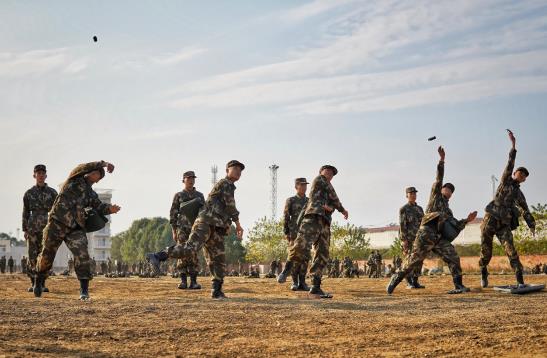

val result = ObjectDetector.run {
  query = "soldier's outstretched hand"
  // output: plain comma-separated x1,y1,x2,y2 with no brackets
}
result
507,129,516,149
466,211,478,223
110,204,121,214
438,146,445,161
105,162,115,173
342,210,349,220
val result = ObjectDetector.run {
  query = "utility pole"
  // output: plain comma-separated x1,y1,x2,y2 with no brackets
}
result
211,165,218,186
269,164,279,219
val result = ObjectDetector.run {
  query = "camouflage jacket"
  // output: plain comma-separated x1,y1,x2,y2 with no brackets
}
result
422,160,467,233
22,184,58,233
485,149,535,229
169,188,205,234
303,175,345,224
49,161,112,229
283,194,309,238
197,177,239,229
399,202,424,243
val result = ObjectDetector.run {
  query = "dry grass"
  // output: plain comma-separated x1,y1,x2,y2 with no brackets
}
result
1,274,546,357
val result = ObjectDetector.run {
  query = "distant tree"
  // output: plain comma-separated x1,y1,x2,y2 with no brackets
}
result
245,217,287,263
387,236,403,259
225,225,247,264
330,222,370,260
0,232,19,246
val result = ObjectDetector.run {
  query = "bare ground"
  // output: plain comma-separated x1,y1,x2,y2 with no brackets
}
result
0,274,546,358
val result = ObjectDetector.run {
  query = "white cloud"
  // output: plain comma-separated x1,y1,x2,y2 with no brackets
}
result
166,0,547,114
151,46,207,66
0,48,78,77
282,0,356,22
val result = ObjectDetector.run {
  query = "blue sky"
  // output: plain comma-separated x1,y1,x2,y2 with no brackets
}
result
1,0,546,237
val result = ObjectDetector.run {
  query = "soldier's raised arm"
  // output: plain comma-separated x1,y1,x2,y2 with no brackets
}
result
501,131,517,184
67,161,114,180
516,189,536,231
326,182,345,214
22,192,30,232
283,198,291,237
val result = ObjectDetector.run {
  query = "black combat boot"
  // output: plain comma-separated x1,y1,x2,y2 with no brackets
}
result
516,271,525,286
189,273,201,290
277,261,293,284
79,279,90,300
386,272,405,294
211,279,226,299
451,275,470,293
178,274,188,289
290,271,299,291
412,276,425,289
146,250,169,276
42,277,49,293
28,276,35,292
309,275,332,298
298,273,310,291
405,275,413,289
480,267,489,288
33,273,45,298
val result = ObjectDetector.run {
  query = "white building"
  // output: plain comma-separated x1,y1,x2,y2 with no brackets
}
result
364,218,483,249
86,189,113,262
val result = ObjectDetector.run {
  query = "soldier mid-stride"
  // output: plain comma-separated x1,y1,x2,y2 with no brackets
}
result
479,130,535,288
147,160,245,299
279,177,310,291
34,161,121,300
399,187,425,289
22,164,58,292
387,147,477,294
277,165,348,299
170,171,205,290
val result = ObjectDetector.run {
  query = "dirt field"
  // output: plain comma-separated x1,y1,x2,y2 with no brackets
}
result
1,274,546,358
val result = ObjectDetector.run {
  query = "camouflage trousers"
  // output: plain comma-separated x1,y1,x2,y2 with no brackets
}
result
175,227,199,275
25,231,44,277
403,238,423,278
400,226,462,278
479,214,523,273
37,219,93,280
169,218,226,282
287,237,309,276
288,214,330,278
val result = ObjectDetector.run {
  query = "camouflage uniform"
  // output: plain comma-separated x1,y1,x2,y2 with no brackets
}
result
283,193,309,276
22,184,57,277
399,201,424,278
37,161,112,280
479,148,535,275
288,174,346,279
169,176,239,284
170,188,205,275
398,160,467,279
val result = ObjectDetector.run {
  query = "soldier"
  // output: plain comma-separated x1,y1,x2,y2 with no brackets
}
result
21,256,28,274
343,256,353,278
34,161,121,300
399,187,425,289
277,165,348,298
8,256,14,274
279,177,310,291
0,256,6,273
169,171,205,290
107,257,113,274
374,251,383,278
333,257,340,278
479,131,536,287
68,257,74,275
147,160,245,299
387,146,477,294
91,257,97,276
22,164,58,292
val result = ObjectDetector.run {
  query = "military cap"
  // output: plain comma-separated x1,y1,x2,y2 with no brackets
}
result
515,167,529,177
34,164,46,173
183,171,197,179
295,178,309,185
405,187,418,194
442,182,455,193
226,160,245,170
319,165,338,176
